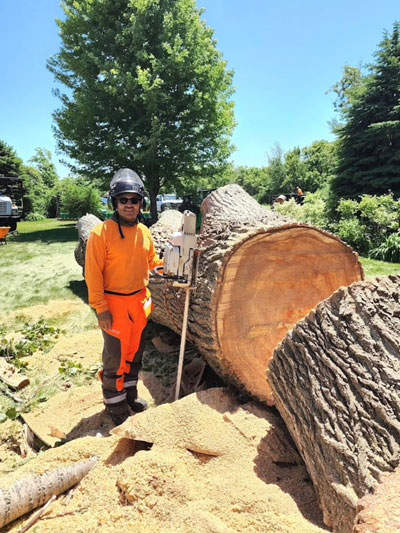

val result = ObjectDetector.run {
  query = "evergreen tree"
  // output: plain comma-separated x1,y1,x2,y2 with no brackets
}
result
0,140,22,177
332,22,400,200
47,0,235,217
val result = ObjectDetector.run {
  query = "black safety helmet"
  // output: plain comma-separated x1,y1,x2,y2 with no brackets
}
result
109,168,145,199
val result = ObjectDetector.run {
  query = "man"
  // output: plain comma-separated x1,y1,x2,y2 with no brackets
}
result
85,168,163,425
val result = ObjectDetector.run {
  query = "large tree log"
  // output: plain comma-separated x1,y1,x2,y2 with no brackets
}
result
149,184,363,404
268,275,400,533
75,184,363,404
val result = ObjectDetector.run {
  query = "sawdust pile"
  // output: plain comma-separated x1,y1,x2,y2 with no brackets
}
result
3,388,327,533
1,300,328,532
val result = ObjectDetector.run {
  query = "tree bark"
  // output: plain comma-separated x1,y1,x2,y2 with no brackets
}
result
75,184,363,404
74,214,101,270
268,275,400,533
0,456,98,528
149,184,363,404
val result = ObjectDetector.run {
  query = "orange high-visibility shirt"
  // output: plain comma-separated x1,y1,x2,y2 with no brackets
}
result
85,219,163,314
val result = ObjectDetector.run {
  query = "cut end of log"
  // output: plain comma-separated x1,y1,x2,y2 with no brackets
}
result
213,224,364,404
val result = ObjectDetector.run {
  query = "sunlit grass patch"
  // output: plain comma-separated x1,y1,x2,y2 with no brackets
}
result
0,219,85,315
359,257,400,278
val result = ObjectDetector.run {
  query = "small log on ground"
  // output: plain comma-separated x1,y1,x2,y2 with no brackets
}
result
0,358,29,389
268,275,400,533
0,456,98,528
75,184,363,404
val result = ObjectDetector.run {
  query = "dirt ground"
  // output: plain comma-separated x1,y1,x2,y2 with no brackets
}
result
0,300,330,532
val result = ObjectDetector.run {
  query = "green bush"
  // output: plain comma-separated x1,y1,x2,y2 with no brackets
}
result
25,212,46,221
333,193,400,258
370,232,400,263
273,198,303,220
60,182,101,218
335,218,370,255
273,193,330,230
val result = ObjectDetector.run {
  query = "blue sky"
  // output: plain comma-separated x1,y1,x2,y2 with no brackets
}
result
0,0,399,178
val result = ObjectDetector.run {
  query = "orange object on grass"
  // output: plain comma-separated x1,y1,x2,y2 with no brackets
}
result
0,227,10,239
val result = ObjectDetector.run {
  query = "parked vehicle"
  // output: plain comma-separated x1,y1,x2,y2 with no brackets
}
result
0,176,24,231
156,193,183,212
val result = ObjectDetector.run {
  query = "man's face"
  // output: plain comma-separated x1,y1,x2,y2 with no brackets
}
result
116,192,142,222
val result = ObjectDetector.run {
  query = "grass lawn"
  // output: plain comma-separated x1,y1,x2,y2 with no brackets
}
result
359,256,400,278
0,219,97,333
1,219,399,315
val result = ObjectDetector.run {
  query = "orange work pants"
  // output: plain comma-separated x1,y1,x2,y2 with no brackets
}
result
100,288,152,399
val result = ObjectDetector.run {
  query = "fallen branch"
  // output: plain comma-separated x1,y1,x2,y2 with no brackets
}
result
0,456,98,528
0,383,23,403
18,494,57,533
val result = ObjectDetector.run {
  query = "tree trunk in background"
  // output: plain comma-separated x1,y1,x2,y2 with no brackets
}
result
268,275,400,533
74,214,102,270
75,184,363,404
149,184,363,404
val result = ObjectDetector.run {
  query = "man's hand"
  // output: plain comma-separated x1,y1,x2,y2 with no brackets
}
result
97,310,113,331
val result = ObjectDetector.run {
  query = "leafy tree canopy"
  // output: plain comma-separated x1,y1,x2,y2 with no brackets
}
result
29,148,59,188
332,22,400,201
262,141,336,200
47,0,236,216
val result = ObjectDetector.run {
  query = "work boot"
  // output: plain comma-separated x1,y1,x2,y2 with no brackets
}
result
126,387,148,413
104,399,130,426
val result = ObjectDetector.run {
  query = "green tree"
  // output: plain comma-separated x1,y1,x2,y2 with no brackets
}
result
332,22,400,201
21,165,47,217
29,148,59,188
263,144,286,200
59,178,101,219
0,140,22,177
233,165,270,199
282,147,306,192
302,140,337,194
47,0,235,219
21,149,60,218
329,65,367,118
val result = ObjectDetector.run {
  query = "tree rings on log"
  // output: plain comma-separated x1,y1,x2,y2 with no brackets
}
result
149,184,364,405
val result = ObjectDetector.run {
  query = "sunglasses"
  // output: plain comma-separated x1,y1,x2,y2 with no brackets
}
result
117,197,141,204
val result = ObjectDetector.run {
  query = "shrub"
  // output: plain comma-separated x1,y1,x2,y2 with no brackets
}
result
25,212,46,221
273,193,330,230
60,183,101,218
301,193,330,230
335,218,370,255
370,232,400,263
333,193,400,256
273,197,303,220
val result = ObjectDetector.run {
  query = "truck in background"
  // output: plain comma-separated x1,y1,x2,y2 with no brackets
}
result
0,176,24,232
